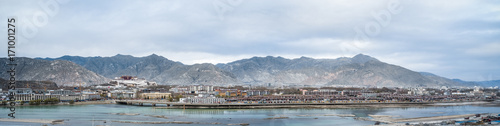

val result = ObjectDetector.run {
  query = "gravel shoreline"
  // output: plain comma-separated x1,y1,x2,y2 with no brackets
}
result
0,118,64,124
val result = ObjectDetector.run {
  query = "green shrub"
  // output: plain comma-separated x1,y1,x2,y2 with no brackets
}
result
43,98,60,104
29,100,42,105
168,96,173,102
175,94,183,101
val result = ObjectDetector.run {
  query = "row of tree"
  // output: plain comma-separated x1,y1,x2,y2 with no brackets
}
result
29,98,60,105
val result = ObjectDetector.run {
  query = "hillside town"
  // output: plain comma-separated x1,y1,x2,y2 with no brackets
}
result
1,76,498,105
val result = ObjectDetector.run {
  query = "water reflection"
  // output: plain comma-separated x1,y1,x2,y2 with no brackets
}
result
181,109,226,115
1,104,499,126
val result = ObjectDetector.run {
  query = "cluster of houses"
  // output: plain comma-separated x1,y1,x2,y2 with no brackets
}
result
93,76,157,89
0,76,168,103
171,85,271,104
300,86,495,97
1,88,101,102
1,75,497,104
169,85,270,97
406,86,493,97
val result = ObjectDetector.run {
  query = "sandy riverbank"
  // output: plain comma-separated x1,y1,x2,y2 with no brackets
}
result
153,103,436,109
0,118,64,124
0,100,115,107
129,100,500,109
72,100,115,105
391,113,478,122
369,113,495,125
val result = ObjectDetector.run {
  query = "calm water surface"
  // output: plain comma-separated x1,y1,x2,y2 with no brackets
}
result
1,104,500,126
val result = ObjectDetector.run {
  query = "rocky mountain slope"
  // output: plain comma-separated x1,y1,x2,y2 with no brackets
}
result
0,58,110,87
326,58,461,87
28,54,471,87
217,54,463,87
451,78,500,87
42,54,238,85
0,78,59,90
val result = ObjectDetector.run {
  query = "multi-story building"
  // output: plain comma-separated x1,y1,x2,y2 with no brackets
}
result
216,89,237,97
169,87,189,93
93,76,157,89
109,90,137,99
60,95,81,101
140,92,171,99
182,96,226,104
303,89,338,95
9,88,62,101
189,85,214,94
246,90,269,96
341,90,361,96
9,88,33,94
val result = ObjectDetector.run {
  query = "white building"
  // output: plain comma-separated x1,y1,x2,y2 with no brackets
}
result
183,97,226,104
170,87,189,93
111,76,157,88
93,76,157,89
189,85,214,93
109,89,137,99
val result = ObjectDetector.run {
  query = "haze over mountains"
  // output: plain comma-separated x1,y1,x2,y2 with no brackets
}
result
217,54,462,87
39,54,238,86
0,58,109,87
0,78,59,90
0,54,496,87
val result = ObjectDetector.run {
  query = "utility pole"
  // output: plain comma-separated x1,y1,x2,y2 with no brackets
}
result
44,85,47,94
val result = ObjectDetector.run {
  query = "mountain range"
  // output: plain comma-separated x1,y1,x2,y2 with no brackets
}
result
216,54,463,87
0,78,59,90
0,54,496,88
0,58,109,87
39,54,237,85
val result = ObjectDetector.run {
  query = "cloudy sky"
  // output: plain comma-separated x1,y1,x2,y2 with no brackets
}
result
1,0,499,81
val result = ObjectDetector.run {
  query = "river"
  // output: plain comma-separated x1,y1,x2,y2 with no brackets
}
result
1,102,500,126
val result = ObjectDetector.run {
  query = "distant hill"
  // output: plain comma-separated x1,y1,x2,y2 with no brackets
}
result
39,54,163,78
25,53,475,87
0,58,109,87
0,78,58,90
217,54,463,87
450,78,500,88
475,80,500,87
216,56,353,85
41,54,238,85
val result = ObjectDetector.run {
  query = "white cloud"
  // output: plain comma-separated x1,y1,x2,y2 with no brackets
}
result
466,43,500,56
1,0,499,80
